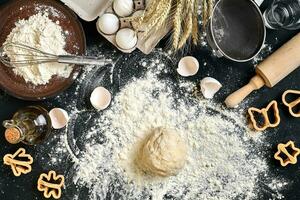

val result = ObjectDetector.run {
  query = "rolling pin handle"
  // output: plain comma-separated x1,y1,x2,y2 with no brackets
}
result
224,75,265,108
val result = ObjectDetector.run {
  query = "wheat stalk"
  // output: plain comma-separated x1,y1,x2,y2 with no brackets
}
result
127,0,161,30
202,0,213,28
132,0,213,50
178,11,193,49
202,0,208,28
142,0,167,24
172,0,183,49
144,0,171,36
177,0,194,49
191,0,199,45
135,11,146,33
142,0,160,23
154,0,172,31
208,0,214,17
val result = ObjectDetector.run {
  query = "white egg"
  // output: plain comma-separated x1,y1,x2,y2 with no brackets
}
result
97,13,120,35
200,77,222,99
177,56,199,77
115,28,138,50
113,0,134,17
49,108,69,129
90,87,112,110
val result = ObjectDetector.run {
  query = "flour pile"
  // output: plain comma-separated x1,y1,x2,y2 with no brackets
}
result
41,49,287,199
4,12,72,85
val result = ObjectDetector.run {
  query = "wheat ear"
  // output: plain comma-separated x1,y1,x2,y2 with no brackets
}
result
124,0,156,31
172,0,183,49
178,12,193,49
154,0,172,31
202,0,208,28
143,0,170,36
208,0,214,17
192,0,199,45
142,0,160,23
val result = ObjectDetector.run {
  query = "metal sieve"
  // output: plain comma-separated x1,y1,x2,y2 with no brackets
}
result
206,0,266,62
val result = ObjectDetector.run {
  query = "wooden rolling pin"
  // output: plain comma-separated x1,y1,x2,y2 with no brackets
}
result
225,32,300,108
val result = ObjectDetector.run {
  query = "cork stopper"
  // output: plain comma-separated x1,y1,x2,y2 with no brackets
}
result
5,128,21,144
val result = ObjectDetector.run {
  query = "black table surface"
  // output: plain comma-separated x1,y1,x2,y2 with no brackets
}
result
0,0,299,199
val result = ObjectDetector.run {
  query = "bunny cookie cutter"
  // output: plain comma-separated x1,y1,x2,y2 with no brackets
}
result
37,170,65,199
248,100,281,131
274,141,300,167
282,90,300,118
3,148,33,176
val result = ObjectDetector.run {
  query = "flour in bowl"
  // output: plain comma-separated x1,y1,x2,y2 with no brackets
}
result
4,12,72,85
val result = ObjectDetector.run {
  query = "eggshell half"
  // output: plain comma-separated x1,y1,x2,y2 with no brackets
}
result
200,77,222,99
90,87,112,110
49,108,69,129
177,56,199,77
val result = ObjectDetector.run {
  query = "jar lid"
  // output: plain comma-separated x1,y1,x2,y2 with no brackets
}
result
5,128,21,144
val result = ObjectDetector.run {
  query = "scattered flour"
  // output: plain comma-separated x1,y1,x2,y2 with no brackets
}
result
42,49,287,200
252,43,273,66
4,12,72,85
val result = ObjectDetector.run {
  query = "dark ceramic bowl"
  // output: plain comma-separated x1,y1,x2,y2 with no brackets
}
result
0,0,86,100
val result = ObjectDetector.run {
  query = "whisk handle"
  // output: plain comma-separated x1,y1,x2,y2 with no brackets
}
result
58,55,111,66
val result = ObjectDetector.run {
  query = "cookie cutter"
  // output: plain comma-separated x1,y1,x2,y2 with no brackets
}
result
274,141,300,167
282,90,300,118
3,148,33,176
248,100,280,131
37,170,64,199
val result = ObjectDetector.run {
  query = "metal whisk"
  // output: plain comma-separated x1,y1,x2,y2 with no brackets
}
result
0,42,111,68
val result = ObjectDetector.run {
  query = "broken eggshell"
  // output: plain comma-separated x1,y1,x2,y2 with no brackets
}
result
49,108,69,129
177,56,199,77
90,87,112,110
200,77,222,99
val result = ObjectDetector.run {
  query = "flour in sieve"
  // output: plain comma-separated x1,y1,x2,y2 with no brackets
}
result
4,12,72,85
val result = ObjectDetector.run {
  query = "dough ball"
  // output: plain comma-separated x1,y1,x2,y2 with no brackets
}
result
137,127,187,177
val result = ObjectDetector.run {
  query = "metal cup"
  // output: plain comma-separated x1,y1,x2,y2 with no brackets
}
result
206,0,266,62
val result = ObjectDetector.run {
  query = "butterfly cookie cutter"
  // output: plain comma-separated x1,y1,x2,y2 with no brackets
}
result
248,100,280,131
37,170,64,199
3,148,33,176
274,141,300,167
282,90,300,118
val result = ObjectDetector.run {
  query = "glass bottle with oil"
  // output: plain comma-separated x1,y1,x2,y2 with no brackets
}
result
2,106,52,145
